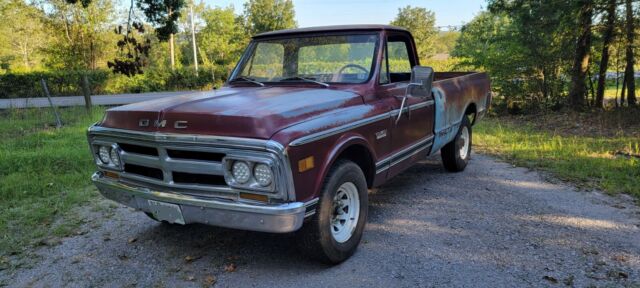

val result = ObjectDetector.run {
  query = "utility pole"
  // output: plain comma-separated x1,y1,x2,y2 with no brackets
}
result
190,3,198,76
169,7,175,71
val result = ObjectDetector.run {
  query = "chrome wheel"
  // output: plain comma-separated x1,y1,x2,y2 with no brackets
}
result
331,182,360,243
459,126,470,160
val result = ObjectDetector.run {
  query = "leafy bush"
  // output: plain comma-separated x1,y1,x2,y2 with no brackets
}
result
0,66,229,99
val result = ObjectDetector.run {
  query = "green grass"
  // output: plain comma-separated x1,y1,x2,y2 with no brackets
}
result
603,79,640,100
0,107,105,256
474,118,640,198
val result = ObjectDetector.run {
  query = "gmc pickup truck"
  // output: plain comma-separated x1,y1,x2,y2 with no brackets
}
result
87,25,490,263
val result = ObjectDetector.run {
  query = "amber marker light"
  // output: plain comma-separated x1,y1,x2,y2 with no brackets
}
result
298,156,315,173
239,192,269,202
103,171,120,179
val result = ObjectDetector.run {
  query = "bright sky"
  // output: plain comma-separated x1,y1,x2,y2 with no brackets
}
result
203,0,486,29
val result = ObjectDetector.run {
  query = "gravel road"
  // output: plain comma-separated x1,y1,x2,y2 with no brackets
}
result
2,154,639,287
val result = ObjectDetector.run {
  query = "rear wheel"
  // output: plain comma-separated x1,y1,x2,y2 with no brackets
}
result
441,116,472,172
297,160,368,264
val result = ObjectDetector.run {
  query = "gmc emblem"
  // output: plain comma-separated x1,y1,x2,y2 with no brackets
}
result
138,119,188,129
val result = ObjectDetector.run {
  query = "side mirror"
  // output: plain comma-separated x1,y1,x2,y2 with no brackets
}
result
407,66,434,98
396,66,434,124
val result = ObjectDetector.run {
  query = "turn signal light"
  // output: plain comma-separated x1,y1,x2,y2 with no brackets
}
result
239,192,268,202
298,156,315,173
104,171,120,179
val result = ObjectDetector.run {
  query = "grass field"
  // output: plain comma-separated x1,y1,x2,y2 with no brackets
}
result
603,78,640,100
474,117,640,198
0,107,105,256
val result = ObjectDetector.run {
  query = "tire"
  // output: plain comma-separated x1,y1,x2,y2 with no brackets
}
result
441,116,472,172
297,160,368,264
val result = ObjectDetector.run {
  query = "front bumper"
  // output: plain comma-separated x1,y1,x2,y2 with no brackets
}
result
92,172,311,233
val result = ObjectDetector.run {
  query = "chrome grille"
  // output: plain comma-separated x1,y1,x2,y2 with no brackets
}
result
119,143,226,186
87,125,296,201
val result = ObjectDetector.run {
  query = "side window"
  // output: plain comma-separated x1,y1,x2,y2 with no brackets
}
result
387,36,414,83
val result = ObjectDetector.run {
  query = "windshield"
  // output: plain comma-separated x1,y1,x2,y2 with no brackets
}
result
232,34,379,84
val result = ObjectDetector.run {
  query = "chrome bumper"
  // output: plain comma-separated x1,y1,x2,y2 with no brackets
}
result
92,172,312,233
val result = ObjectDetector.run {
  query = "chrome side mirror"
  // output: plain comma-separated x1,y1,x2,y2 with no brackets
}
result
396,66,434,124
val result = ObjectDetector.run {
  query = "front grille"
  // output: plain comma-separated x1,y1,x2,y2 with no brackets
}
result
125,164,163,180
173,172,226,186
116,142,228,190
167,149,224,161
119,143,158,156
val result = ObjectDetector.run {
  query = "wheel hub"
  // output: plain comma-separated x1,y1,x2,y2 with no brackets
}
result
459,126,470,160
330,182,360,243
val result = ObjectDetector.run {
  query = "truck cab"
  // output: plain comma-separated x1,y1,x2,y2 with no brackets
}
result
88,25,491,263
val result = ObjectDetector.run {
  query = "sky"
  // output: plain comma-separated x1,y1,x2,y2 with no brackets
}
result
202,0,486,29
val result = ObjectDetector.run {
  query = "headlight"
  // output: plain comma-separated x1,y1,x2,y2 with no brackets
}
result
253,163,272,186
109,145,121,166
98,146,111,164
232,161,251,184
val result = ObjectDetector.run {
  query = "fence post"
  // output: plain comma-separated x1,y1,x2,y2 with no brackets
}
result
81,74,92,112
40,78,62,128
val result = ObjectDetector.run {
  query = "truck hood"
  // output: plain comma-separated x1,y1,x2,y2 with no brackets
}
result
100,86,363,139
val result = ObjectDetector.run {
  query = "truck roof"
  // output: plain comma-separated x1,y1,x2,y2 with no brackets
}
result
253,24,409,39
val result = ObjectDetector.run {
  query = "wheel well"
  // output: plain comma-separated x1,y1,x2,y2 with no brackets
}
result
465,103,477,125
335,144,375,188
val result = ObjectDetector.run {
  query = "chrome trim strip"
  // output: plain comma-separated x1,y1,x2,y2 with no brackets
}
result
375,135,434,174
290,100,434,147
290,112,390,146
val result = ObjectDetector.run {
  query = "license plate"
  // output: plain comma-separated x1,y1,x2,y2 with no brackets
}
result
147,200,185,225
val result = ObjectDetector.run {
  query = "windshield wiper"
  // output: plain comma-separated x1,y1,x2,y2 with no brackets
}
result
229,76,265,87
279,76,330,88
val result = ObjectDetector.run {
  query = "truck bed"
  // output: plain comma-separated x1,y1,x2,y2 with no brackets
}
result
429,71,491,155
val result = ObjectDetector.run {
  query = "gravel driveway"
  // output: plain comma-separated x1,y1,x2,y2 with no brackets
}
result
2,154,639,287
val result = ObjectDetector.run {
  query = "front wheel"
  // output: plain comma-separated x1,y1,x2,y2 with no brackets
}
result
441,116,472,172
297,160,368,264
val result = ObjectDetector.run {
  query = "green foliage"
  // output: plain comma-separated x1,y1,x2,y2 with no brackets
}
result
453,7,576,112
198,6,247,67
243,0,296,35
0,0,49,72
475,118,640,198
137,0,185,41
0,70,109,99
0,107,106,255
390,6,438,60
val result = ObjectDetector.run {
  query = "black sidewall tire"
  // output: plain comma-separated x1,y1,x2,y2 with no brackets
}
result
441,116,472,172
297,160,368,264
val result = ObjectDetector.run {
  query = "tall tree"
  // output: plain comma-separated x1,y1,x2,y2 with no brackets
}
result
243,0,296,35
0,0,49,71
623,0,636,106
568,0,593,109
390,6,438,61
595,0,617,108
198,6,247,68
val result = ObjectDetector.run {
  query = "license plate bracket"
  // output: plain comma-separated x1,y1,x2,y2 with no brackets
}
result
147,200,186,225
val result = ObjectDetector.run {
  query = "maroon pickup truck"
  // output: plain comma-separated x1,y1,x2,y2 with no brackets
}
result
87,25,490,263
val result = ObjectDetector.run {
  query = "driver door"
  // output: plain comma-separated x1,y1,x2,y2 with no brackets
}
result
380,33,435,179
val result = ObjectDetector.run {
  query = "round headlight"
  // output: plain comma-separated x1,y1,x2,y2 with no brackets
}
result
253,163,273,187
98,146,111,164
232,161,251,184
109,146,121,166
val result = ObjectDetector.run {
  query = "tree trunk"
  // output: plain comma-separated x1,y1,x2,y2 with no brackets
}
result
169,7,175,71
623,0,636,106
568,1,593,109
595,0,617,108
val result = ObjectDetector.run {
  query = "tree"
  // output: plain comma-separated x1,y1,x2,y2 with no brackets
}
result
0,0,49,71
595,0,617,108
568,0,593,109
623,0,636,106
390,6,438,61
43,0,117,70
243,0,296,35
198,6,247,68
